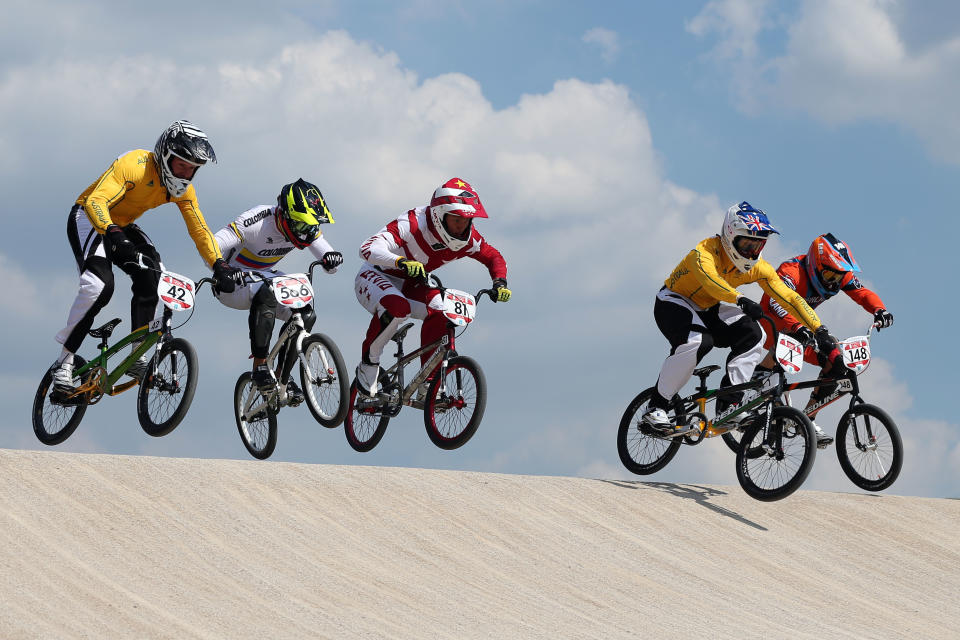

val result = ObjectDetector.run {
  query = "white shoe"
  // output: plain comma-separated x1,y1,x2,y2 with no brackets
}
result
356,362,380,397
52,362,76,393
641,408,671,429
813,421,834,449
126,355,149,381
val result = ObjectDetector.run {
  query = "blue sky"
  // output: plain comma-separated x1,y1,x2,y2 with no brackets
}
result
2,0,957,498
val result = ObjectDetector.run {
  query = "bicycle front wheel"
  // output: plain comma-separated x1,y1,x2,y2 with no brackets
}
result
423,356,486,450
234,372,278,460
836,404,902,491
300,333,349,428
32,356,89,446
137,337,199,437
344,382,390,452
736,405,816,501
617,387,682,475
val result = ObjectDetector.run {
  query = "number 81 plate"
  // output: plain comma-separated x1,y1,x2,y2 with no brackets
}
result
442,289,476,326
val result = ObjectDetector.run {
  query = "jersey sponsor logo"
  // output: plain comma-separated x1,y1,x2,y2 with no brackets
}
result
242,209,272,227
257,247,293,257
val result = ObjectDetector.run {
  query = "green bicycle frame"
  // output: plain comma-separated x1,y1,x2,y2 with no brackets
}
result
74,324,161,396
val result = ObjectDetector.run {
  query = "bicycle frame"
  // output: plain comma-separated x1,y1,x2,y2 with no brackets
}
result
383,325,457,408
238,261,337,420
664,316,795,448
65,308,174,404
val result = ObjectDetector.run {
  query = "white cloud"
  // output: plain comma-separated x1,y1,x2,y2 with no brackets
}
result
688,0,960,163
582,27,621,63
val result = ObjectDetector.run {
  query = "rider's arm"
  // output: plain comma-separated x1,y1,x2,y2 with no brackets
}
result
760,261,805,334
841,274,886,314
685,243,740,304
307,232,335,260
757,262,822,330
213,222,243,267
80,154,136,232
175,190,223,268
359,227,407,269
467,235,507,280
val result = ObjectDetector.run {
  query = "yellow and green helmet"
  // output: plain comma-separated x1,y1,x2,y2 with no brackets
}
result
276,178,334,248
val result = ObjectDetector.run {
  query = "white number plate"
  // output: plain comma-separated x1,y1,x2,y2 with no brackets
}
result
158,271,196,311
841,336,871,374
442,289,476,326
775,334,804,375
270,274,314,309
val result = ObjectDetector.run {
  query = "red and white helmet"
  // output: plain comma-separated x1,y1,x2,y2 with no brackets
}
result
428,177,488,251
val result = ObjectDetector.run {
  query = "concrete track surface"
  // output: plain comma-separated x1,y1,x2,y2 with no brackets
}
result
0,449,956,639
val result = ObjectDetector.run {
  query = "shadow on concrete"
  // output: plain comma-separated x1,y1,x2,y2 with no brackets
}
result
596,479,768,531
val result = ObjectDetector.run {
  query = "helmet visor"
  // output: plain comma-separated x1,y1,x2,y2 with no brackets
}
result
289,218,319,241
733,236,766,260
820,267,846,286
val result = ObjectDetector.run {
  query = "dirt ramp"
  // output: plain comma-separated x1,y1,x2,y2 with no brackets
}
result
0,449,956,639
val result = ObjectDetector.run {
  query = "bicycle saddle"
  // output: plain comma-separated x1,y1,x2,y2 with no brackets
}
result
89,318,123,339
392,322,415,344
693,364,721,378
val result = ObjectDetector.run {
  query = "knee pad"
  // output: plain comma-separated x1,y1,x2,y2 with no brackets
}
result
249,285,277,358
298,305,316,332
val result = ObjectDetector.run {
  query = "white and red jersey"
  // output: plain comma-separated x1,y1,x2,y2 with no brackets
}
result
359,207,507,280
214,205,335,271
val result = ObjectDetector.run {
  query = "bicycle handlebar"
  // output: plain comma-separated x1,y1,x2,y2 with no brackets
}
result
423,273,499,303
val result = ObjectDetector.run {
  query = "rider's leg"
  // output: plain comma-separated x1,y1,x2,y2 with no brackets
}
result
249,284,278,392
805,362,838,447
354,267,414,395
710,305,763,415
124,226,161,380
53,207,115,391
645,289,714,429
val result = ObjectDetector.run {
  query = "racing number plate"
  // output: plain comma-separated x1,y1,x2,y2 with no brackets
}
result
271,274,314,309
841,337,871,374
158,271,196,311
442,289,476,326
775,334,804,375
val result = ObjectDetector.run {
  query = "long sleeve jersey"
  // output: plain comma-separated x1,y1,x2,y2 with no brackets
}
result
75,149,221,266
214,205,335,271
760,255,885,335
359,207,507,281
665,236,822,330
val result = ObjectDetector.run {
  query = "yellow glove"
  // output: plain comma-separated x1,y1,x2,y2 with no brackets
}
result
396,257,426,279
492,278,511,302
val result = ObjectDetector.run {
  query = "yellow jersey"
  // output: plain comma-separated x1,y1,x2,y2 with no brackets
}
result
75,150,221,266
664,236,822,330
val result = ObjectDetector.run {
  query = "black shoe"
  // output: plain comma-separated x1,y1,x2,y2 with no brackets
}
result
286,380,305,407
252,365,277,395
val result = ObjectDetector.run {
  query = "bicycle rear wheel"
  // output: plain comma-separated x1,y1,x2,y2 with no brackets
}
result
617,388,682,475
423,356,486,450
32,356,89,446
836,404,902,491
234,372,278,460
344,382,390,452
736,405,816,501
300,333,349,428
137,337,199,437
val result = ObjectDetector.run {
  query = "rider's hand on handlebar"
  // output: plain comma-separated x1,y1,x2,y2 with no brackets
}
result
320,251,343,273
792,325,816,347
212,258,243,293
873,308,894,330
814,326,842,366
396,257,426,279
491,278,511,303
105,225,139,272
736,296,764,320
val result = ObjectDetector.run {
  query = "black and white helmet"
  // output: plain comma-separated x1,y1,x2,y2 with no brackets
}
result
153,120,217,197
